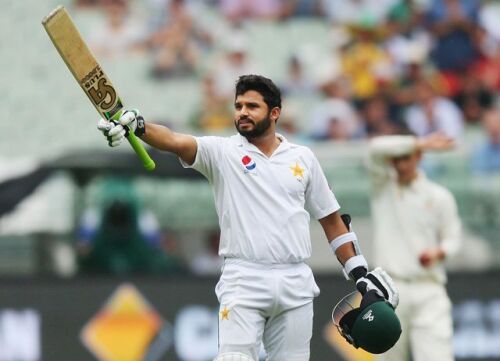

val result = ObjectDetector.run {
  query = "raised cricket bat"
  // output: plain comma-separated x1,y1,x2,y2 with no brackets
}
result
42,5,155,171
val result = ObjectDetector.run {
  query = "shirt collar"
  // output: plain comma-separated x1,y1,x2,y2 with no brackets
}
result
236,133,291,155
399,170,427,191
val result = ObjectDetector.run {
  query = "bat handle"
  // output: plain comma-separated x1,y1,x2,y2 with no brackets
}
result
110,109,155,171
126,132,156,171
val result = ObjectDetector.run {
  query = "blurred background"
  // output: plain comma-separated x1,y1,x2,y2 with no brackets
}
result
1,0,500,360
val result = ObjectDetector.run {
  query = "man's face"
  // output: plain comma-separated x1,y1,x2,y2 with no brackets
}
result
234,90,276,138
390,152,421,184
416,82,434,105
483,111,500,143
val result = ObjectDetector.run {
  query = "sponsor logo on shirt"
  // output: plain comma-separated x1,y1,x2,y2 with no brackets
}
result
242,155,256,173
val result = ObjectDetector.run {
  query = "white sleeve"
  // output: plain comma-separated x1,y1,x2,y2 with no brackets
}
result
438,189,462,257
405,106,426,136
440,101,464,141
179,136,224,182
305,150,340,219
367,135,417,192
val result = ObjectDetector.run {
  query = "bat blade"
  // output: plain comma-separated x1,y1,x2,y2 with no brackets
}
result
42,6,155,170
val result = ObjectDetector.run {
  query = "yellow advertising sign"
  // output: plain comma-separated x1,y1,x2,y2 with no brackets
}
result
81,284,163,361
325,291,374,361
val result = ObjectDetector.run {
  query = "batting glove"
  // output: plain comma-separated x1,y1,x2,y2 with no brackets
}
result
356,267,399,309
96,109,145,147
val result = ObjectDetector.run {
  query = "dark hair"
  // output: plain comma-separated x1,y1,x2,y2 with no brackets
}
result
235,74,282,110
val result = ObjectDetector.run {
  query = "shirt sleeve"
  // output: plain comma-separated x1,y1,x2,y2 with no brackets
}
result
304,150,340,219
439,101,464,141
179,136,224,182
367,135,417,193
437,189,462,257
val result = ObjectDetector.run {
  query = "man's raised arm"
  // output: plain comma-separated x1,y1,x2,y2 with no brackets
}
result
97,109,198,165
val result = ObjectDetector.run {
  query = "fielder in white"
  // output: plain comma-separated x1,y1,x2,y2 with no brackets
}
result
368,133,462,361
97,75,399,361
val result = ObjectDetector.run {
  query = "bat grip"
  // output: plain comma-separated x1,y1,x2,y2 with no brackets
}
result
126,132,156,171
110,109,155,171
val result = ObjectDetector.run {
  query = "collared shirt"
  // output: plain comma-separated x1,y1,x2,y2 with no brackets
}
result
405,97,464,141
181,133,340,264
368,136,462,283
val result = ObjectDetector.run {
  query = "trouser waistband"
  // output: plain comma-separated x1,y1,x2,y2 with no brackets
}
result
224,258,305,270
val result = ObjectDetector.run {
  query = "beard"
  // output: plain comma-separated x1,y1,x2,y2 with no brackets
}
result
235,114,272,138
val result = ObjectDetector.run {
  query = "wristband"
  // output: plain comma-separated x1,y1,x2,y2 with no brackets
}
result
342,255,368,280
350,266,368,281
135,115,146,137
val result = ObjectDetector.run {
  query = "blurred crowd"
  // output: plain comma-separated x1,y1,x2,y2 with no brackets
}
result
77,0,500,152
76,0,500,161
69,0,500,274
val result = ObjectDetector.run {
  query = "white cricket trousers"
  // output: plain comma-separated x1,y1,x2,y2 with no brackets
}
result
215,258,320,361
376,279,454,361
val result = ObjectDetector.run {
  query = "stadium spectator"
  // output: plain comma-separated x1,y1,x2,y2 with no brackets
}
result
470,109,500,174
189,230,223,275
219,0,282,24
74,0,100,8
478,0,500,43
280,55,316,97
88,0,147,58
280,0,322,18
77,200,185,274
426,0,479,73
367,132,461,361
209,34,257,100
470,26,500,93
274,102,306,142
405,79,464,140
383,3,432,77
453,72,494,124
147,0,211,78
76,180,184,274
340,26,394,101
320,0,398,27
361,96,403,137
308,77,362,140
189,75,233,131
390,55,430,112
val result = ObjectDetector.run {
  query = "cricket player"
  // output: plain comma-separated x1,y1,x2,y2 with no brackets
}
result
368,133,462,361
97,75,399,361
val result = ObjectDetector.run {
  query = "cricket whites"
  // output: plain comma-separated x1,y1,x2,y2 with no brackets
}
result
42,5,155,170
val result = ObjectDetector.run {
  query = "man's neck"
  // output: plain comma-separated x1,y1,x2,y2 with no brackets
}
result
398,172,419,186
247,132,281,157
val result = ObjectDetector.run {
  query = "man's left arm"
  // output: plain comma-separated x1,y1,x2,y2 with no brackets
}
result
319,212,399,309
420,190,462,267
304,150,398,308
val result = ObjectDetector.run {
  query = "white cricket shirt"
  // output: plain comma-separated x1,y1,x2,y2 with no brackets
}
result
181,134,340,264
368,136,462,284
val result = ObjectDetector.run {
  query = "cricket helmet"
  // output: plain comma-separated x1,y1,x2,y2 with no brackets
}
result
332,290,401,354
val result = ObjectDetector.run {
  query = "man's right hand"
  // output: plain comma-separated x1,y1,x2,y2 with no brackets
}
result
416,132,455,152
97,109,145,147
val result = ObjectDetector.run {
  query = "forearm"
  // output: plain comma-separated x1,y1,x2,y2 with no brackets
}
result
440,219,462,258
319,212,366,276
140,123,179,151
321,212,399,307
319,212,354,264
140,123,197,164
369,135,417,158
